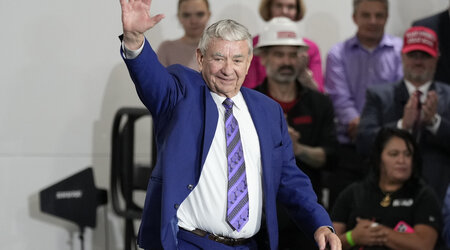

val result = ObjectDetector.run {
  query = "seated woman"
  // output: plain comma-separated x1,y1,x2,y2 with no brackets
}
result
244,0,324,91
157,0,210,71
331,127,441,250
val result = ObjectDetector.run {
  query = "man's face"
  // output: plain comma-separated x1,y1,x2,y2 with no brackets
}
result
270,0,298,20
261,46,305,84
353,1,388,44
402,51,438,84
196,38,252,98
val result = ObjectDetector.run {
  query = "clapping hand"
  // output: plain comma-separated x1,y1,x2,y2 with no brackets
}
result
402,92,421,130
421,90,438,126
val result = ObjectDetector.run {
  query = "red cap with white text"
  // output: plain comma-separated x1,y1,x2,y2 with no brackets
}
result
402,26,439,57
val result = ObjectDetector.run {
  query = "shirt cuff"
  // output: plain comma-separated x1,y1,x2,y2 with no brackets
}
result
397,119,403,130
121,40,145,59
397,119,414,133
426,114,441,134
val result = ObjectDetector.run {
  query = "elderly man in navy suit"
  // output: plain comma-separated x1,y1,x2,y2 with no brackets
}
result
118,0,341,249
357,26,450,203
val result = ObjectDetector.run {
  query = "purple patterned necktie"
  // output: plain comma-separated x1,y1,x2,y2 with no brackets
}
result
223,98,249,232
413,90,423,130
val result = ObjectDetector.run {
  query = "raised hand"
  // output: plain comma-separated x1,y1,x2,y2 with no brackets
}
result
120,0,165,49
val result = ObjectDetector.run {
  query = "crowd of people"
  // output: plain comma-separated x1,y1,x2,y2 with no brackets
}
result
119,0,450,249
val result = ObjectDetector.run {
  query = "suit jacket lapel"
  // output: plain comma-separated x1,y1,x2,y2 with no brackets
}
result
241,89,273,188
430,82,446,114
394,81,409,118
201,86,218,168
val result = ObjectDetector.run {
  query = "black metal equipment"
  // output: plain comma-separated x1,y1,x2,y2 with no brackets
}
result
110,107,156,250
39,167,107,250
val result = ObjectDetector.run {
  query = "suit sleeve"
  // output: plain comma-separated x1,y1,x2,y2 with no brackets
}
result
356,88,397,155
435,115,450,150
122,39,185,120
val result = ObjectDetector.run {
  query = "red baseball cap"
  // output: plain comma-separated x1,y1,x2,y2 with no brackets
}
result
402,26,439,57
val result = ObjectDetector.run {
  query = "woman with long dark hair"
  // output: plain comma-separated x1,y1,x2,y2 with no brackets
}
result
331,128,440,249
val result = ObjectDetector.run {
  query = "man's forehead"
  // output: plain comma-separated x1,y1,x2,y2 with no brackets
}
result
209,38,248,46
212,52,245,58
207,39,250,54
355,1,387,13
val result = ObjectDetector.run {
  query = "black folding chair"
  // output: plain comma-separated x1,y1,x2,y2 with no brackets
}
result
110,107,156,250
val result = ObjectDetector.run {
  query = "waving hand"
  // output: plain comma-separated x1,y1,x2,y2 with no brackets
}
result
120,0,164,49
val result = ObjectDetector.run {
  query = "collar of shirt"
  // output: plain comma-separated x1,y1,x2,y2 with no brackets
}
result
349,33,396,51
404,80,432,103
210,91,245,111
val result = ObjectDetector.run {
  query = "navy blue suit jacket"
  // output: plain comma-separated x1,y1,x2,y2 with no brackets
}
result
357,81,450,202
413,11,450,84
122,40,332,249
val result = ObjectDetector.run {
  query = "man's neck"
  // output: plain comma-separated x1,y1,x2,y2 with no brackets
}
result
267,79,297,102
410,81,426,89
356,33,383,49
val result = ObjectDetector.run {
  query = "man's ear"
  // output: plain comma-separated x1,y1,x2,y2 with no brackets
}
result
196,48,203,71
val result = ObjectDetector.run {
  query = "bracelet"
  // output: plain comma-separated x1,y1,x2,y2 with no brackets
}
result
346,230,355,247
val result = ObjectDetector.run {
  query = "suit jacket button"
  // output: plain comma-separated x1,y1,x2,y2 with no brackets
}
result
174,204,179,209
187,184,194,190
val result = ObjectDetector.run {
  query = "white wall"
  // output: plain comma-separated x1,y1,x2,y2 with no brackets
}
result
1,0,448,249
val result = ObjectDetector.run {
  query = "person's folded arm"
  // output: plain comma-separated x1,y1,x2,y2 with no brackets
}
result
381,224,438,250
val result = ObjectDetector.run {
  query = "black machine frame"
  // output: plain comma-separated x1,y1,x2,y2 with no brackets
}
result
110,107,156,250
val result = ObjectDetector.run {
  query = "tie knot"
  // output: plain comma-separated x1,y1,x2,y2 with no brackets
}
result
415,90,422,98
223,98,233,110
